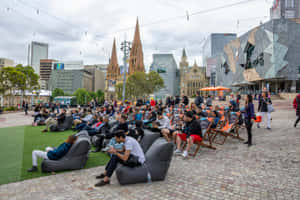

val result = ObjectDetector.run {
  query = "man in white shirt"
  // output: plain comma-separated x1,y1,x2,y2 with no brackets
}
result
153,111,174,142
94,130,145,187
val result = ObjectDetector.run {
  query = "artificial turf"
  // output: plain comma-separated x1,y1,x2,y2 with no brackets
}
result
0,125,109,185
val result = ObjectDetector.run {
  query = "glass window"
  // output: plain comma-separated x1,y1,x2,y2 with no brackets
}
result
285,0,294,8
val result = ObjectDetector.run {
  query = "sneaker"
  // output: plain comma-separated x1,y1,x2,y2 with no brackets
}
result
27,166,38,172
174,149,182,154
101,147,110,152
96,173,106,179
94,180,110,187
182,151,188,158
267,127,271,130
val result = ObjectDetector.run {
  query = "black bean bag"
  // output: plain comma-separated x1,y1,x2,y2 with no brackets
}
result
139,130,160,153
50,116,73,132
116,136,174,185
41,137,91,172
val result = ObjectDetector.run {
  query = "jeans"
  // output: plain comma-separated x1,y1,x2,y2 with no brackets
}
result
76,123,87,131
105,154,141,177
259,112,271,128
245,118,253,144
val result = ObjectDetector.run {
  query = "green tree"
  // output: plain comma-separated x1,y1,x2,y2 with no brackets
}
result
117,71,164,100
15,64,39,91
96,89,105,104
73,88,89,105
52,88,65,98
0,67,26,106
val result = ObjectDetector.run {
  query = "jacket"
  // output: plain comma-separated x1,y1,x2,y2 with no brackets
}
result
258,97,272,112
47,142,72,160
244,103,255,119
56,113,66,125
294,94,300,116
195,96,203,107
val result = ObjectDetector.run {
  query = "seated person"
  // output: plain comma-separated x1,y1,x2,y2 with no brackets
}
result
116,114,128,133
42,109,66,132
92,116,112,152
134,108,143,121
75,114,99,132
33,108,49,126
72,109,81,120
27,135,77,172
104,135,125,155
196,106,208,118
152,111,174,142
174,111,202,158
94,130,145,187
128,120,144,142
73,109,93,128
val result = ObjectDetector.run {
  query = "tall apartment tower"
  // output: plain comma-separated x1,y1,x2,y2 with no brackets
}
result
270,0,300,19
30,41,49,75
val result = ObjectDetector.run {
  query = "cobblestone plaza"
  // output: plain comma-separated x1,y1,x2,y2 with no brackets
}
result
0,100,299,200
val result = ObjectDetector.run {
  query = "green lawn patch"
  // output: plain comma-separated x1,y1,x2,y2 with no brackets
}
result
0,126,109,185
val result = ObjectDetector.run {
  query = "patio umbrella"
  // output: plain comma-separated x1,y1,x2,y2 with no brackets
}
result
215,86,231,91
200,87,216,91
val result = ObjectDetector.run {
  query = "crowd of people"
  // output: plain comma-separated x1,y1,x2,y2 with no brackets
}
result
26,89,300,187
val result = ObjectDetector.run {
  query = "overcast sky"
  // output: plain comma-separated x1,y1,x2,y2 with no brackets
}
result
0,0,273,70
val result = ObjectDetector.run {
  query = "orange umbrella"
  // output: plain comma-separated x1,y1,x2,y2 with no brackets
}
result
200,87,216,91
215,86,231,91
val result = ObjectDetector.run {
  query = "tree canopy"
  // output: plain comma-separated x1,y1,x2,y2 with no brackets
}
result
116,71,164,100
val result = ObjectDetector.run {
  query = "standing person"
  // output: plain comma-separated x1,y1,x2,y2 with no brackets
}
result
56,102,60,114
293,93,300,127
206,95,212,107
243,94,255,147
24,101,28,115
194,91,203,108
236,93,241,108
257,92,272,130
94,130,145,187
182,94,189,106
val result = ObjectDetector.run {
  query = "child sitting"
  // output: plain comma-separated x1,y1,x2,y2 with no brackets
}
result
27,135,77,172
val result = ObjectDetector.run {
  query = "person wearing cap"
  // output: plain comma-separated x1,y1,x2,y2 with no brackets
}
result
174,111,202,158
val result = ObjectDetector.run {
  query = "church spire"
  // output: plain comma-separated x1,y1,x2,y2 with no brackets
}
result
106,38,119,80
182,48,187,59
129,17,145,75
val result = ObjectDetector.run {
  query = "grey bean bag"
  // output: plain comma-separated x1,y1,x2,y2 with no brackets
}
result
50,116,73,132
116,137,174,185
41,137,91,172
139,130,160,153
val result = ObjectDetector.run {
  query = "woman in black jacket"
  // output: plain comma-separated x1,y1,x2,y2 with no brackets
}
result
257,92,272,130
244,95,255,147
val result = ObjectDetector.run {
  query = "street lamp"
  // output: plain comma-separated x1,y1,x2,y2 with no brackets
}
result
120,41,131,102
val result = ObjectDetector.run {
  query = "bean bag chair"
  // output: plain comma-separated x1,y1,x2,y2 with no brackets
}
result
50,116,73,132
116,137,174,185
139,130,160,153
41,136,91,172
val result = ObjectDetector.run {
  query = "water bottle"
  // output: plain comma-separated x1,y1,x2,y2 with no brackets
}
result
147,172,152,183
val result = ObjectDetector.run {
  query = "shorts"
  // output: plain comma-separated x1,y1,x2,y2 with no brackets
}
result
178,133,202,142
159,129,175,137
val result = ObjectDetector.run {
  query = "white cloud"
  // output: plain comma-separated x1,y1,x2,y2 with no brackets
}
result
0,0,272,69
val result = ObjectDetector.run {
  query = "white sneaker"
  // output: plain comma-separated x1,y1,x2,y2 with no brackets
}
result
182,151,188,158
174,149,182,154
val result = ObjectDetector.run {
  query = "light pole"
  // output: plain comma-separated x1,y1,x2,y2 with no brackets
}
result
120,41,131,102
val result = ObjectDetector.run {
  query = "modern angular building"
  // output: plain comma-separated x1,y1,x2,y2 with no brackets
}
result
84,65,106,92
150,54,179,99
202,33,237,86
215,18,300,94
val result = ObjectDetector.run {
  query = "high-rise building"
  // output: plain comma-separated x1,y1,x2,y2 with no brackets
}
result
129,18,145,75
40,59,57,90
150,54,179,99
84,65,106,92
52,61,84,70
0,58,14,68
270,0,300,19
48,69,93,94
30,41,48,74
